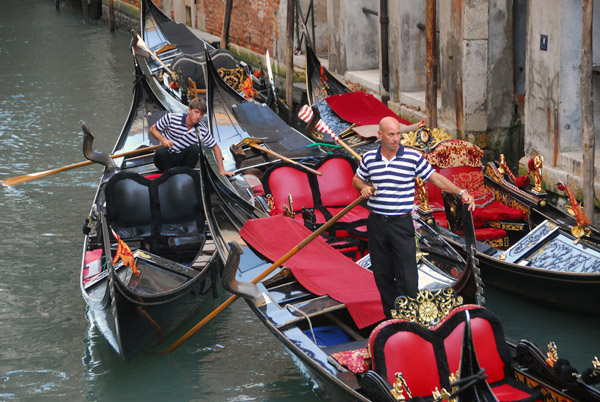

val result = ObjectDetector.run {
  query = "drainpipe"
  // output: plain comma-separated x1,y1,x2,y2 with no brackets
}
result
380,0,390,105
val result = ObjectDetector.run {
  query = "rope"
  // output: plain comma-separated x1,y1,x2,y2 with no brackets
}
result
285,304,317,345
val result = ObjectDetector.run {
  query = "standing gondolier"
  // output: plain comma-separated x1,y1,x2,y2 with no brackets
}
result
150,98,233,176
353,116,475,318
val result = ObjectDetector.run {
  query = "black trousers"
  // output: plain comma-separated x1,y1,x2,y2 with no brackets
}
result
154,145,200,172
367,212,418,318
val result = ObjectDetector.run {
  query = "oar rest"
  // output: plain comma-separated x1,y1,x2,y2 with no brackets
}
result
262,155,369,239
105,167,205,260
362,295,542,402
417,139,525,248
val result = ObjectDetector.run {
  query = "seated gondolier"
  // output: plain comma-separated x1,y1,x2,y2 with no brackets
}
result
352,116,475,318
150,98,233,176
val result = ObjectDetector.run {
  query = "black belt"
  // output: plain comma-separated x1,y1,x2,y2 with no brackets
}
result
370,212,409,222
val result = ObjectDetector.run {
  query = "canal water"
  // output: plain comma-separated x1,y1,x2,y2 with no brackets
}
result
0,1,597,400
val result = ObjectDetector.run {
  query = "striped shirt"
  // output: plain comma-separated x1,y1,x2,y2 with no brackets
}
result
356,145,434,215
155,113,216,153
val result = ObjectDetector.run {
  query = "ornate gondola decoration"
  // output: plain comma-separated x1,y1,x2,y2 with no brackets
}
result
391,288,463,326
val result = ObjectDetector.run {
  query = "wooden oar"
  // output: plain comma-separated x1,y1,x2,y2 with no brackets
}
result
233,138,322,176
163,194,366,353
131,30,175,77
1,144,162,187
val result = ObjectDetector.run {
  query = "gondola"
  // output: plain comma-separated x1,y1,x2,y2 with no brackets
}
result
133,0,270,114
201,46,328,214
303,43,419,151
80,62,221,360
402,128,600,317
221,198,600,401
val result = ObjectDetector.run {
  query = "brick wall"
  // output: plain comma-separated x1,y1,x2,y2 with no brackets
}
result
199,0,280,54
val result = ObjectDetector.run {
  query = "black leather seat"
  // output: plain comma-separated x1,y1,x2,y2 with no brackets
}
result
105,167,205,261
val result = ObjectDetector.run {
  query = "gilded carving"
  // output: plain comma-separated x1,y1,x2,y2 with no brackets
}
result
401,126,451,150
531,155,545,194
416,177,432,213
390,372,412,401
392,288,463,327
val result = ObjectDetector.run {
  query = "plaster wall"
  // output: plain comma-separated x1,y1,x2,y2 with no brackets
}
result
172,0,193,27
558,0,583,154
387,0,426,96
297,0,328,54
439,0,490,135
327,0,378,74
327,0,347,74
523,0,562,165
487,0,513,130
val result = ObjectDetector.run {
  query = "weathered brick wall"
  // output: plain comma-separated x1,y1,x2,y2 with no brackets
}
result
199,0,280,54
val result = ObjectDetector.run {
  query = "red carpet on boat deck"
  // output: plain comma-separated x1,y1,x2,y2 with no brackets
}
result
240,215,385,328
325,91,411,126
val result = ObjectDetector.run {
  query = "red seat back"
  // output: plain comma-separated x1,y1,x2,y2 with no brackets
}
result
263,165,314,215
444,317,507,383
368,321,444,398
316,157,359,207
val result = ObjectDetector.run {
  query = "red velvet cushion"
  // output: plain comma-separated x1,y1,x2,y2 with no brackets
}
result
444,317,506,384
432,211,448,228
474,227,507,241
325,205,369,223
382,332,441,397
423,139,484,169
473,201,524,223
491,384,542,402
317,157,360,206
266,166,314,215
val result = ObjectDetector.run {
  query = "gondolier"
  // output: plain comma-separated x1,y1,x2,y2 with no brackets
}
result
353,116,475,318
150,98,233,176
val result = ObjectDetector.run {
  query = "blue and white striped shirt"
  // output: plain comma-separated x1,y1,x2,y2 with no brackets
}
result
356,145,434,215
155,113,216,153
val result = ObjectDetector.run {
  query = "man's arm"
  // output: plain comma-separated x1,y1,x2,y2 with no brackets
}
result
353,174,375,199
150,124,174,148
427,171,476,211
211,144,234,176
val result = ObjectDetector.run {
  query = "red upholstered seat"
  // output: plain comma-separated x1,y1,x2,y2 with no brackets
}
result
439,307,543,402
264,165,314,215
444,317,507,383
263,156,368,241
316,157,360,206
368,320,444,398
414,140,525,245
366,306,542,402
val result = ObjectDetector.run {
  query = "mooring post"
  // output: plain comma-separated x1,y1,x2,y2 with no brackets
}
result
285,0,295,122
108,0,115,32
581,0,595,219
220,0,233,49
82,0,89,23
425,0,438,129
